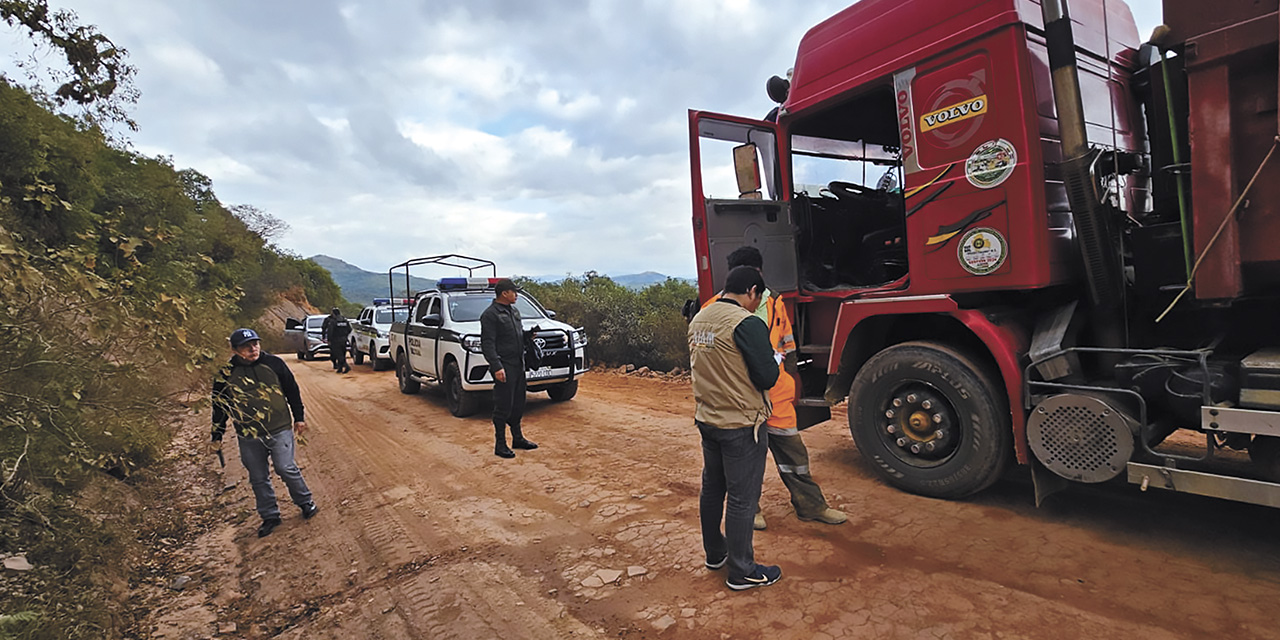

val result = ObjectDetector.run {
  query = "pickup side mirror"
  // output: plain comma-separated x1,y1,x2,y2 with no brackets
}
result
422,313,443,327
285,318,302,331
545,310,557,319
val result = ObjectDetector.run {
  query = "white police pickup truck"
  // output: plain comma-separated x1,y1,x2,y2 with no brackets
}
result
387,277,588,417
348,299,411,371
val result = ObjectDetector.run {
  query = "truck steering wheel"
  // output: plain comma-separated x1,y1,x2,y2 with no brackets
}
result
827,180,885,205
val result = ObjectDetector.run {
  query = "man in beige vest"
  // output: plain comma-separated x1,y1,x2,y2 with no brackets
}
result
688,266,782,590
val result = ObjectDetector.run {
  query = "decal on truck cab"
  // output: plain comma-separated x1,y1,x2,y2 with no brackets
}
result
920,94,988,132
893,67,921,175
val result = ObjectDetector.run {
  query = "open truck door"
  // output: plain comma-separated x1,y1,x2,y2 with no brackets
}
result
689,111,798,303
690,110,828,429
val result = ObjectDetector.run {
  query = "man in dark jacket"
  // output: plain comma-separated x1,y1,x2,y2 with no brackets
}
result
212,328,319,537
321,308,352,373
480,279,538,459
688,266,781,591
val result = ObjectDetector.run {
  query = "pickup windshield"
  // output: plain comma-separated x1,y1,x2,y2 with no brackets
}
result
447,294,544,322
375,308,410,324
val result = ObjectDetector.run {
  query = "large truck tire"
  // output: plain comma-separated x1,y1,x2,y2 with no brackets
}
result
547,380,578,402
352,343,365,366
445,361,479,417
396,352,420,395
847,340,1009,499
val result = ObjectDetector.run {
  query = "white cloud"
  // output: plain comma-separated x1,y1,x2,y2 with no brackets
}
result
35,0,1164,282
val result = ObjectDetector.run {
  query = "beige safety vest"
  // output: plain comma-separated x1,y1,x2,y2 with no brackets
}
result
688,301,772,430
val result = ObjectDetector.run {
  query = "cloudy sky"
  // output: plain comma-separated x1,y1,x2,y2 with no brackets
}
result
4,0,1161,279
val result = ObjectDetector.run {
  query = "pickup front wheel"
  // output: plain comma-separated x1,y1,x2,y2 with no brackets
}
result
396,352,420,394
372,344,392,371
548,380,578,402
445,361,479,417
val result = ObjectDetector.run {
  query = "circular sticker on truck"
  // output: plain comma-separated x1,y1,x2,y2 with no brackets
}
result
958,227,1007,275
965,138,1017,188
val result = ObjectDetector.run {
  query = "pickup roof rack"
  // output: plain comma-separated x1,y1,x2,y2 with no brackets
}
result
386,255,497,311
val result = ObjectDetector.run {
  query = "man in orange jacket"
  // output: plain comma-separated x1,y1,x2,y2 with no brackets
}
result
708,247,847,530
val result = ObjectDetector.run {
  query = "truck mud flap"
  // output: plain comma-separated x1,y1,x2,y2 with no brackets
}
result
1031,457,1070,507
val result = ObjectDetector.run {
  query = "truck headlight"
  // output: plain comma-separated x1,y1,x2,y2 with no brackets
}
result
463,335,483,353
571,329,588,348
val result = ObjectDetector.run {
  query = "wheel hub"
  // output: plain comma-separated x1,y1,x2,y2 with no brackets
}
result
883,385,958,462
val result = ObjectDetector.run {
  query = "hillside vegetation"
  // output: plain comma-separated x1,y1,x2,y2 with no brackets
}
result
519,273,695,373
0,78,345,637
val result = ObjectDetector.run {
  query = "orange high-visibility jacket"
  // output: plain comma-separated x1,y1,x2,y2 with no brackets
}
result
702,289,798,432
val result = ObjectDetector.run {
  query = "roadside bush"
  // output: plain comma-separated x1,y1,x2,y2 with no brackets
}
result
518,274,696,372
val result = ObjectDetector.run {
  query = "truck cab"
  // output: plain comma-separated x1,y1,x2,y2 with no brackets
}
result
692,0,1280,509
388,276,589,417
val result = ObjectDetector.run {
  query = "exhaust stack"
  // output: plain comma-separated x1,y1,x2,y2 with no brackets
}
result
1040,0,1125,348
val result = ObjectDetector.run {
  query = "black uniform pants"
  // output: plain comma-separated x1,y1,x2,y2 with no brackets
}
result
493,363,527,443
329,341,347,370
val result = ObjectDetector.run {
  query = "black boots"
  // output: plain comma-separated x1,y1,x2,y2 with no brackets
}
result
495,423,514,458
510,424,537,450
496,424,537,457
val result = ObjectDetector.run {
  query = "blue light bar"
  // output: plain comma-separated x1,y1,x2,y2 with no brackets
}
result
438,277,498,291
373,298,413,305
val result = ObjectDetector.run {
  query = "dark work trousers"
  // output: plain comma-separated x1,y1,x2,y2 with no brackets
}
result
697,420,769,582
767,432,830,518
329,341,347,371
493,363,528,445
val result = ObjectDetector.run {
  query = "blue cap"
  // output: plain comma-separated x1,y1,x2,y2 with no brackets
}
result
229,328,260,347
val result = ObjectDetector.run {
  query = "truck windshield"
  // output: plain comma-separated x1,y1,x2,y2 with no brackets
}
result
375,308,410,324
448,294,545,322
791,135,900,197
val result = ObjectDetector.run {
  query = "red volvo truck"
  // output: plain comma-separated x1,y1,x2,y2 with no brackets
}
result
689,0,1280,507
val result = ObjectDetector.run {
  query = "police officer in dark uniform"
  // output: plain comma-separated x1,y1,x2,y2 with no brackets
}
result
480,279,538,458
321,307,352,374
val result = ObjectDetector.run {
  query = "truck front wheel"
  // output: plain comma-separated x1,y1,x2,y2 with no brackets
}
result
847,340,1009,499
445,361,479,417
396,352,420,394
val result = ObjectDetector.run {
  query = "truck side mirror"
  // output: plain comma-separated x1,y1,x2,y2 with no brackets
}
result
733,142,762,198
545,310,557,319
423,314,443,327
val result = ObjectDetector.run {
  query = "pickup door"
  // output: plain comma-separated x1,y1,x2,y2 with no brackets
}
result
404,294,443,379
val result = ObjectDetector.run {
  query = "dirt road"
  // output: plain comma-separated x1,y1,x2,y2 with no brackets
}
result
145,357,1280,639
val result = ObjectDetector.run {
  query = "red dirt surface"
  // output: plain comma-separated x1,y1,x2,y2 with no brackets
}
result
139,359,1280,639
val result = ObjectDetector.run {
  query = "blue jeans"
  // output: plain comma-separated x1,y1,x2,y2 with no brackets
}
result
697,421,769,581
238,429,313,520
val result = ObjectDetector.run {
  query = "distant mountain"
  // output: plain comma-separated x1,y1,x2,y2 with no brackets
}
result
310,255,691,302
308,255,433,305
612,271,680,289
